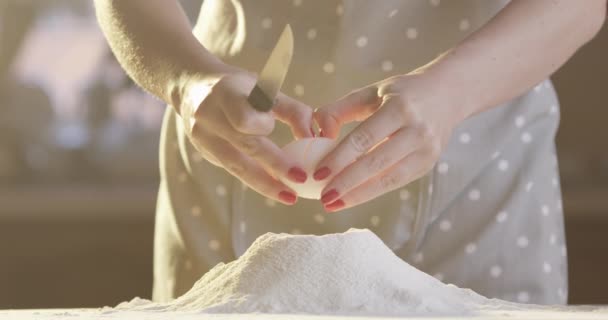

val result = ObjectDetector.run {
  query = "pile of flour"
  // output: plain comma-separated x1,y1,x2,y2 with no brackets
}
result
116,229,509,316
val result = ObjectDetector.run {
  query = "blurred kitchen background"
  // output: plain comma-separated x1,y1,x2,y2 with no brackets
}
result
0,0,607,309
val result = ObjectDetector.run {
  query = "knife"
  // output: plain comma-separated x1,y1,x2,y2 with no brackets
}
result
247,24,294,112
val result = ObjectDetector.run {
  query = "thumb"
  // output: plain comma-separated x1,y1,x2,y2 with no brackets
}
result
273,94,314,139
313,86,382,139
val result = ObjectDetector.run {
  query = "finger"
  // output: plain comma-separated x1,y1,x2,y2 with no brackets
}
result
324,151,432,212
226,131,308,183
202,104,308,184
314,86,381,139
273,93,314,139
201,133,298,205
222,96,275,136
313,96,405,182
319,126,426,204
196,149,221,167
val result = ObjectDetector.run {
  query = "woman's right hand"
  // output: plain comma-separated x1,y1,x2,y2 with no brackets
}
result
176,69,314,205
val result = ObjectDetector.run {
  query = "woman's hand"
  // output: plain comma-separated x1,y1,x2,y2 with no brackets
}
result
179,70,315,205
313,72,462,212
311,0,606,213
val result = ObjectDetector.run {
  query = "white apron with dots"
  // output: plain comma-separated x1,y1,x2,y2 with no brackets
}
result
153,0,568,305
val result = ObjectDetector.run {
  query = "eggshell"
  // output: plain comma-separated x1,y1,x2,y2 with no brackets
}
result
280,137,336,199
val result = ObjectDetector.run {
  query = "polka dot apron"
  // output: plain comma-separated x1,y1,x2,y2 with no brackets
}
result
153,0,568,305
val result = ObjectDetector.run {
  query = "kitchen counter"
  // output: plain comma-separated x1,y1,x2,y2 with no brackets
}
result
2,306,608,320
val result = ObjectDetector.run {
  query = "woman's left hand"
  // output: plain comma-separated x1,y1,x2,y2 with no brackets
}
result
313,72,463,212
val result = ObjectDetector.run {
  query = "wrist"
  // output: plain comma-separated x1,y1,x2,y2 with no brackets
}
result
405,65,469,130
168,61,241,115
414,50,482,123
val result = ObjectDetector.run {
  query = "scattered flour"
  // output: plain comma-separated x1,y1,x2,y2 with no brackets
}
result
116,229,514,316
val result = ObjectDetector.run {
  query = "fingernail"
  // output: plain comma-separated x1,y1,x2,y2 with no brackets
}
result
319,129,325,138
288,167,307,183
321,189,339,204
313,167,331,181
279,191,297,204
324,199,345,212
310,128,316,137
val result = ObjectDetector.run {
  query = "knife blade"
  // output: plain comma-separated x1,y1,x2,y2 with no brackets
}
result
247,24,294,112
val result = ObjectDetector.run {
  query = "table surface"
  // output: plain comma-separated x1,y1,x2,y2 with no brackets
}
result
2,306,608,320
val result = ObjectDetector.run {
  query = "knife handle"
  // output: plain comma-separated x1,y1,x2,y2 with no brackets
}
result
247,85,275,112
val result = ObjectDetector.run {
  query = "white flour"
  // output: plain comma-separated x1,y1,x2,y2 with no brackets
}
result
116,229,513,316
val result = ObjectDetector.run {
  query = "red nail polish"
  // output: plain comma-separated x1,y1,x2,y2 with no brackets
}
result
278,191,297,204
313,167,331,181
319,129,325,138
324,199,345,212
288,167,307,183
321,189,339,204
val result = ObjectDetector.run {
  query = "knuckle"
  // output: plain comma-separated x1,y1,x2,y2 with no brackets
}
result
416,123,434,140
366,154,389,172
349,128,375,153
356,88,381,106
237,135,262,157
330,179,348,196
265,157,284,174
225,159,246,176
379,174,399,191
317,108,340,127
232,113,256,133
